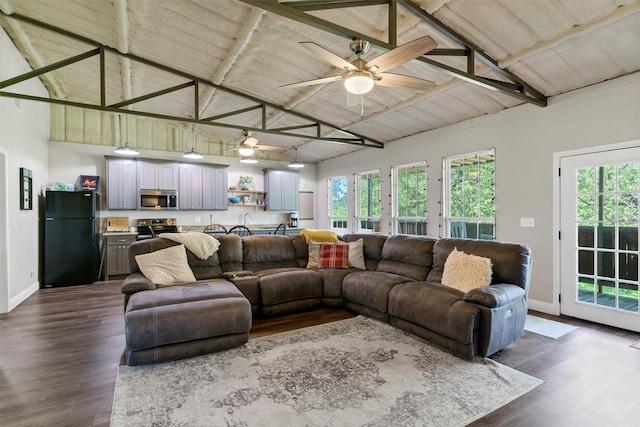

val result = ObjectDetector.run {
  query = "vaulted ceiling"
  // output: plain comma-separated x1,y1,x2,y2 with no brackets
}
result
1,0,639,164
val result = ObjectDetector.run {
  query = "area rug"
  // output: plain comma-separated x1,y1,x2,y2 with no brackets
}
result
524,314,578,339
111,316,543,427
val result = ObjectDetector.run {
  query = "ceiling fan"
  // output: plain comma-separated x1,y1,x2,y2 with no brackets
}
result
228,130,287,163
281,36,438,95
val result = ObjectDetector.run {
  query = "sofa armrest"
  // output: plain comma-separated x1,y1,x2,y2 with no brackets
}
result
121,272,156,294
222,270,254,279
463,284,525,308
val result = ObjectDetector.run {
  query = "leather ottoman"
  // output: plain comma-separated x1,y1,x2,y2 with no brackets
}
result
124,280,251,365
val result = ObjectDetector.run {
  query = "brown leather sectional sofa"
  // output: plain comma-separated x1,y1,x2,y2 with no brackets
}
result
121,233,531,365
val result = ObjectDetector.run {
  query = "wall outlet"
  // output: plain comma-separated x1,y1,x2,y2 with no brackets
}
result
194,216,201,224
520,217,535,227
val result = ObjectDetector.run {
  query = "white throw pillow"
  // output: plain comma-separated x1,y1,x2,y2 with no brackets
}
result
307,239,365,270
441,248,492,293
135,244,197,286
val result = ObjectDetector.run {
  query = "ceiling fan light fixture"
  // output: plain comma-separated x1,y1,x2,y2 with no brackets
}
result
344,71,374,94
238,146,255,156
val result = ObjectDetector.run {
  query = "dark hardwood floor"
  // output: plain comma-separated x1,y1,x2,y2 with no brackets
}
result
1,280,638,426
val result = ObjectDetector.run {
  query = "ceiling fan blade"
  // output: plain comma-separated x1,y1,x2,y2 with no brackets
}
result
256,144,288,151
375,73,435,90
280,75,344,89
366,36,437,73
300,41,357,71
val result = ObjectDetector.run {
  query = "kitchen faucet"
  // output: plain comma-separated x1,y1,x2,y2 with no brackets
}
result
243,212,253,226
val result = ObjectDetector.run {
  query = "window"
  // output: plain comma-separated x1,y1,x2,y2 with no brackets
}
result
444,149,495,239
393,162,427,235
329,176,348,232
357,170,381,233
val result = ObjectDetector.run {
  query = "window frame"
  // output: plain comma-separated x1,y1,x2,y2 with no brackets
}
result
392,161,428,235
356,169,382,233
328,176,348,233
443,149,496,240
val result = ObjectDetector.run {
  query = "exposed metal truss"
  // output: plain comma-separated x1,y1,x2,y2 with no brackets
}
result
239,0,548,107
0,11,384,149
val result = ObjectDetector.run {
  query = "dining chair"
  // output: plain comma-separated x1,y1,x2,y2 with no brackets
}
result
227,225,253,237
203,223,228,235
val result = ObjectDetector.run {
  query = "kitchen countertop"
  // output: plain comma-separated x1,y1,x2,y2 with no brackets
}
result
103,231,138,236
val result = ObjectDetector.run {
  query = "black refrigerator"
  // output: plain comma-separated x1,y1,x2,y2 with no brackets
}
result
44,190,99,287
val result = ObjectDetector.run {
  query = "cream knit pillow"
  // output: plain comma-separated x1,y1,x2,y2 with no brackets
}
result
441,248,492,293
135,244,197,286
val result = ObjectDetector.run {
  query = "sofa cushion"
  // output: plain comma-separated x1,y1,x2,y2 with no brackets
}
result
441,248,492,292
341,234,388,271
342,271,415,314
376,235,436,281
242,235,298,272
427,238,532,292
308,239,365,270
318,242,349,268
389,281,480,345
257,268,322,307
135,244,196,286
128,238,223,281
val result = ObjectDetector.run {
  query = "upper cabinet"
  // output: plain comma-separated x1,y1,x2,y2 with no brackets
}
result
180,164,228,210
138,161,179,190
107,158,138,210
264,169,299,211
203,167,228,210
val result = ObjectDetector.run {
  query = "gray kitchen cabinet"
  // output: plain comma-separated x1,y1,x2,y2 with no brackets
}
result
107,158,138,210
138,161,179,190
180,165,228,210
203,166,228,210
104,233,137,280
264,169,299,211
179,164,203,210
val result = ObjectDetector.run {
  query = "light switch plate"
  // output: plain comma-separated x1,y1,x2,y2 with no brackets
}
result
520,217,535,227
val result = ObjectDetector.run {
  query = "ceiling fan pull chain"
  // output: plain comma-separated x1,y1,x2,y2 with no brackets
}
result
361,94,364,117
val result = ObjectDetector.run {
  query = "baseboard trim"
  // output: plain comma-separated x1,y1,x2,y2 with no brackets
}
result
9,281,39,312
528,299,559,316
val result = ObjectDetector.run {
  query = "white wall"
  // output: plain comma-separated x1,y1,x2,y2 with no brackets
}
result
0,27,50,312
318,72,640,310
47,141,318,230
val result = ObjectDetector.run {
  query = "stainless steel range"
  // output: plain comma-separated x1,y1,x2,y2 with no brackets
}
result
136,218,177,239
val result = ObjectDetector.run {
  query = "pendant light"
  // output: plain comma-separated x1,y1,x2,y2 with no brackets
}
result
114,113,140,155
183,124,203,159
288,147,304,168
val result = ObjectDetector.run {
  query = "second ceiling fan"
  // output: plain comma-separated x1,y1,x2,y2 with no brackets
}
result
281,36,438,95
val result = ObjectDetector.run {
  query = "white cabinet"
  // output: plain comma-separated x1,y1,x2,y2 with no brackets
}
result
107,158,138,210
179,164,203,210
180,165,228,210
138,161,179,190
203,167,228,210
264,169,299,211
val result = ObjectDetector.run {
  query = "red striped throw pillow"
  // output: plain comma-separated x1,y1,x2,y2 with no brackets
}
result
318,243,349,269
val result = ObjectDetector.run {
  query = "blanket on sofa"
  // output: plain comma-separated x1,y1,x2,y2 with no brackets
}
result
159,232,220,260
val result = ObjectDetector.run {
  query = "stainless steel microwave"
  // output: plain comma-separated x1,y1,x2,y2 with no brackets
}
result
139,190,178,210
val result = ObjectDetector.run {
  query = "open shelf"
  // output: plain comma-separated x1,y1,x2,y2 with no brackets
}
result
229,189,266,208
